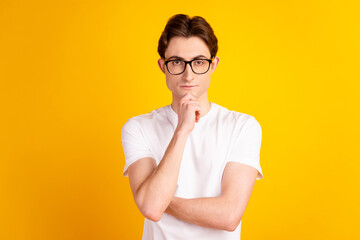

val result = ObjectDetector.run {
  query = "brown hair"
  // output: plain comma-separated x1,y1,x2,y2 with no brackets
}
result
158,14,218,60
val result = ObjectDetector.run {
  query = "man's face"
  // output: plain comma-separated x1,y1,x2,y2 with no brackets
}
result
158,36,219,101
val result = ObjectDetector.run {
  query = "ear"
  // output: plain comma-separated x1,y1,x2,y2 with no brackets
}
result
210,56,220,73
158,59,166,74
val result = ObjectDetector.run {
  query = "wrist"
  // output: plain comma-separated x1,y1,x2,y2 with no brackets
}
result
174,127,190,137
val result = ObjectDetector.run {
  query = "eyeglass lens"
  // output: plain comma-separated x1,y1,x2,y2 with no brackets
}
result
167,60,210,74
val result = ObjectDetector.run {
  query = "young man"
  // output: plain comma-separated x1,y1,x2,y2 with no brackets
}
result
121,14,263,240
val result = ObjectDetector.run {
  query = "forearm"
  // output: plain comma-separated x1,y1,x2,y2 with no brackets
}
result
136,128,189,221
165,196,240,231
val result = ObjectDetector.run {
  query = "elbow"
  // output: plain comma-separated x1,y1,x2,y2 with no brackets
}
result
135,196,164,222
225,223,240,232
143,210,163,222
140,204,164,222
224,214,241,232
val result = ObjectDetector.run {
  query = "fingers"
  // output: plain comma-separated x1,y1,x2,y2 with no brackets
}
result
181,93,197,101
179,100,200,108
180,100,201,115
175,94,202,132
178,93,201,125
195,110,200,123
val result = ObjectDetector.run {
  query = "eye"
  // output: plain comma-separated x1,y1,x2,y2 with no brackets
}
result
194,60,205,65
172,60,182,65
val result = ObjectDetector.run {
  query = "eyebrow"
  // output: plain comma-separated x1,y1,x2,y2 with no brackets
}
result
167,55,209,60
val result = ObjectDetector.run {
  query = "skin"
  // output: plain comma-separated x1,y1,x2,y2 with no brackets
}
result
127,36,259,231
157,36,219,120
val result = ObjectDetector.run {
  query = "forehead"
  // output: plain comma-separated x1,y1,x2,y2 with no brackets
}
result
165,36,211,59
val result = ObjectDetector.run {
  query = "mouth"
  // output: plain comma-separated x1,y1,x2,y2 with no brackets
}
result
181,85,197,89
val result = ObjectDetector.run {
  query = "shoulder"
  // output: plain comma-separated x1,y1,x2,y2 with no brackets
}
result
212,103,260,128
122,105,169,132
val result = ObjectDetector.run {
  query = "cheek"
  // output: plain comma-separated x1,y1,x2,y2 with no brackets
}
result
165,79,171,90
201,77,211,89
165,76,177,90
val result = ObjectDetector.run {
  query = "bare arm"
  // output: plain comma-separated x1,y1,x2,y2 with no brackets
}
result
128,128,189,222
127,93,201,222
165,162,259,231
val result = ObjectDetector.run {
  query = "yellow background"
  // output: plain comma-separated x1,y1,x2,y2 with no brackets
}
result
1,0,359,239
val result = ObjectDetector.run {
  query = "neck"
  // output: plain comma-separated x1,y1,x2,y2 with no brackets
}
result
171,92,212,118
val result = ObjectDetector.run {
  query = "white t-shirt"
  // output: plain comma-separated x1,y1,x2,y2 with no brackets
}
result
121,102,263,240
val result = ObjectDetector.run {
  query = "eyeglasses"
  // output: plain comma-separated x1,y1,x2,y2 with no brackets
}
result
164,58,213,75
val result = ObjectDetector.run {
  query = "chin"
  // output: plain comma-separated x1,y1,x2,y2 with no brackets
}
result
177,92,197,99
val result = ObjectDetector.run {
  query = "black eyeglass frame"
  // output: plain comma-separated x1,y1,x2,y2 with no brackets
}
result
164,58,213,75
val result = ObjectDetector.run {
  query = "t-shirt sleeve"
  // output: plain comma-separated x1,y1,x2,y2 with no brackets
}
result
121,118,156,177
227,116,264,180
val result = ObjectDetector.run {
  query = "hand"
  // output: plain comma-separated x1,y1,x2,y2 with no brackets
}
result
175,93,201,134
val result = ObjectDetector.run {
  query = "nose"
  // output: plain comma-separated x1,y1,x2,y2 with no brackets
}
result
182,62,194,81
